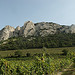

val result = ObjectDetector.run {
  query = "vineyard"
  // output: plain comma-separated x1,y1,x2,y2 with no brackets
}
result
0,53,75,75
0,48,75,75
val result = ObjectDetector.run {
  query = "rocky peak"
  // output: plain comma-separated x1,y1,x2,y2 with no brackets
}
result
70,24,75,33
34,22,61,36
24,21,33,25
1,21,75,41
15,26,20,31
4,25,15,31
20,21,35,37
0,25,15,41
13,26,20,37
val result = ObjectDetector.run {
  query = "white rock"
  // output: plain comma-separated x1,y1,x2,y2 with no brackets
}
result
20,21,35,37
0,21,74,41
0,25,15,41
70,24,75,33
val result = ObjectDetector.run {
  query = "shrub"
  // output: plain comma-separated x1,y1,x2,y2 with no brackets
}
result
46,53,49,57
67,51,75,58
72,57,75,67
62,49,68,55
43,47,47,52
73,57,75,63
26,53,31,57
15,51,22,57
33,53,43,57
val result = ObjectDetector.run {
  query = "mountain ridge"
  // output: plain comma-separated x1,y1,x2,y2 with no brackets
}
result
0,21,75,41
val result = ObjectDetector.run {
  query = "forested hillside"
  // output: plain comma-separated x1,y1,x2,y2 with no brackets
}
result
0,33,75,50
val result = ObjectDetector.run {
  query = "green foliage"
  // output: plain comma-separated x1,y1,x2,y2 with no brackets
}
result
42,47,47,52
72,57,75,63
26,53,31,57
33,53,43,57
1,33,75,50
73,57,75,64
62,49,68,55
15,51,22,57
72,57,75,67
67,51,75,58
0,53,72,75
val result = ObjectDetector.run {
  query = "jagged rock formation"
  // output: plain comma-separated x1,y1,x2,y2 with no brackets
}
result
70,24,75,33
35,22,62,36
13,26,20,37
0,25,15,41
0,21,75,41
19,21,35,37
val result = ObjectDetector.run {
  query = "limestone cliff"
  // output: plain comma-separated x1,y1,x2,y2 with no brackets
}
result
0,25,15,41
20,21,35,37
0,21,75,41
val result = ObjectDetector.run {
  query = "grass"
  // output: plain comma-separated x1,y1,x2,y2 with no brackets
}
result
0,47,75,58
5,56,34,61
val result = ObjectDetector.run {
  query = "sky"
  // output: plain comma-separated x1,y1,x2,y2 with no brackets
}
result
0,0,75,29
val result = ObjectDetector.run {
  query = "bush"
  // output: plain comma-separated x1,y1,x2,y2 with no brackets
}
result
15,51,22,57
26,53,31,57
72,57,75,67
62,49,68,55
0,55,2,58
67,51,75,58
45,53,49,57
33,53,43,57
73,57,75,63
43,47,47,52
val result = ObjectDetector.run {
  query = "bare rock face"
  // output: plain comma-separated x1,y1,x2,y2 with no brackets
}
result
0,25,15,41
20,21,35,37
35,22,63,36
15,26,20,31
13,26,20,37
70,24,75,33
56,25,70,33
0,21,75,41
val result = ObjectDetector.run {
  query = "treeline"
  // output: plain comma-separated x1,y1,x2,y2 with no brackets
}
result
0,33,75,50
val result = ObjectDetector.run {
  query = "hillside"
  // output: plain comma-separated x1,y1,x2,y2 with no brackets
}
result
0,33,75,50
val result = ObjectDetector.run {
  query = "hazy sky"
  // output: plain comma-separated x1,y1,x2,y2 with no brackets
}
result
0,0,75,29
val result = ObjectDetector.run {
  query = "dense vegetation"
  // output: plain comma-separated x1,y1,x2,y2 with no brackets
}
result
0,54,72,75
0,50,75,75
0,33,75,74
0,47,75,75
0,33,75,50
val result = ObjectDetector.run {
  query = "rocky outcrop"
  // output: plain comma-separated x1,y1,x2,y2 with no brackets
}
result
0,21,75,41
13,26,20,37
34,22,61,36
0,25,15,41
34,22,71,36
20,21,35,37
70,24,75,33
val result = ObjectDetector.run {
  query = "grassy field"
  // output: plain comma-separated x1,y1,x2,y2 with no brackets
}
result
0,47,75,57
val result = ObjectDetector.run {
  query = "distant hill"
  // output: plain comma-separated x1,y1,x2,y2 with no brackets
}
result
0,21,75,41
